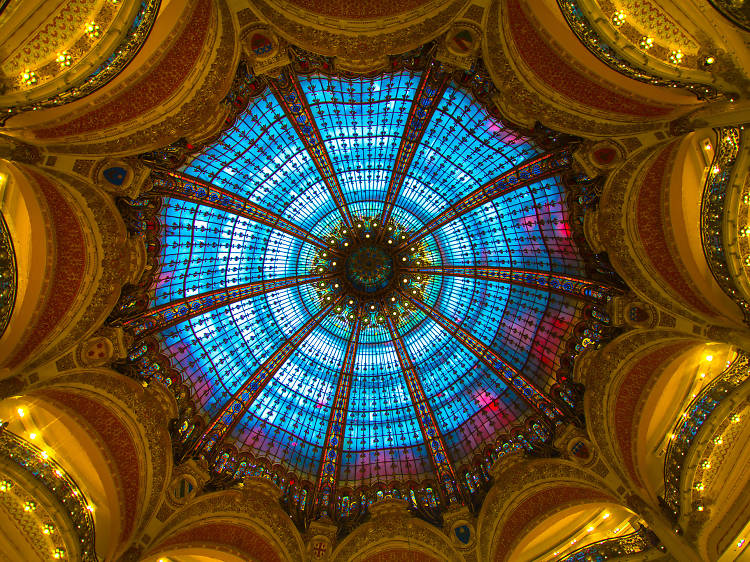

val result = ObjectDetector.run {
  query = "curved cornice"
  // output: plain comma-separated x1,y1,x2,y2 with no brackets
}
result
247,0,469,68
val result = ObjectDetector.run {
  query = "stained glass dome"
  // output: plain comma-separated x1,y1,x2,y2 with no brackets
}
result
121,50,616,519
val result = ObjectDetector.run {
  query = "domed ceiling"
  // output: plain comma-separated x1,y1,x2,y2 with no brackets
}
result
119,48,617,519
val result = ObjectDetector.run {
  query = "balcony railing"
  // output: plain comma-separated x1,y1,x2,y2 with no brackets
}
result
700,127,749,323
559,525,659,561
557,0,725,101
0,426,98,561
661,351,750,518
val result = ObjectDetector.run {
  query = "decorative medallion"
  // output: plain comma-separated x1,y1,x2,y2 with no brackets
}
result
445,25,480,56
170,474,198,504
450,519,476,548
308,535,331,560
241,26,288,74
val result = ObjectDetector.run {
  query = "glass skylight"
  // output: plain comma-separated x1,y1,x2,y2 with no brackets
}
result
144,62,599,504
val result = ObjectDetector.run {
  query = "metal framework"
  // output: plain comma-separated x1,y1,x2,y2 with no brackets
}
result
401,290,565,422
404,265,613,304
386,315,462,504
124,274,330,337
378,60,451,232
397,150,572,250
269,70,357,231
151,171,332,250
314,317,361,514
190,297,342,456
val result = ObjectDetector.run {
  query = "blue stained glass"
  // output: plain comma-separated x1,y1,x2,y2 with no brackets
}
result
146,64,598,496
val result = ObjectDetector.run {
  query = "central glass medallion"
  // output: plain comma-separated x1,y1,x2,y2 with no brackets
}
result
345,245,394,294
311,216,433,328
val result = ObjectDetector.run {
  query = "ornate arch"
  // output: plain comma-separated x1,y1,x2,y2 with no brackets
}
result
0,0,160,125
580,329,708,493
477,457,619,561
144,479,305,562
6,0,240,157
555,0,749,100
244,0,470,73
330,499,464,562
483,0,693,139
0,164,136,373
23,368,175,558
597,138,743,325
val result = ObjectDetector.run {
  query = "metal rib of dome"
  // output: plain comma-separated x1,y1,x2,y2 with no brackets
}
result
123,49,618,524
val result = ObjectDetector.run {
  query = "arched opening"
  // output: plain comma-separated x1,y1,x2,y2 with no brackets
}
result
636,342,736,501
0,394,122,560
0,162,50,371
142,550,246,562
668,130,744,323
510,502,645,561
